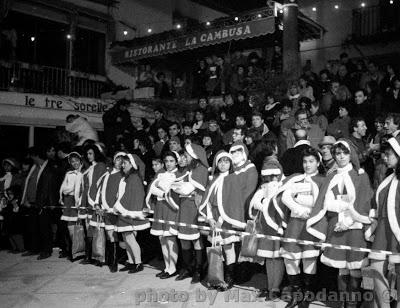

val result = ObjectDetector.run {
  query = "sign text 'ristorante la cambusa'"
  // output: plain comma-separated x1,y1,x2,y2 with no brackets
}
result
112,16,275,63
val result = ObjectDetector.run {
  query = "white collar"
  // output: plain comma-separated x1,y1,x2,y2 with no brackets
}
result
337,163,353,174
305,171,318,178
294,140,310,148
219,171,229,177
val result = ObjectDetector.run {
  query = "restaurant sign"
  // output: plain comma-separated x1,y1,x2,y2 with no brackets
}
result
111,16,275,64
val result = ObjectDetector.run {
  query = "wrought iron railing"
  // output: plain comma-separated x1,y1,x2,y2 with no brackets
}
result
352,4,400,42
0,60,109,98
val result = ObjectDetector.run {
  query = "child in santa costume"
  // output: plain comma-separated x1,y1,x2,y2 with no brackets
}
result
228,141,258,284
306,139,374,308
249,140,286,300
199,150,239,290
368,136,400,308
146,151,181,279
91,152,125,272
172,143,209,284
79,144,107,265
59,152,83,260
114,154,149,274
280,147,325,308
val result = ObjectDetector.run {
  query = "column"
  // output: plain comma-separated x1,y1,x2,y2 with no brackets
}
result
282,0,300,78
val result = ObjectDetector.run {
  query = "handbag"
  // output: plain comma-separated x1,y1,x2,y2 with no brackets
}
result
207,231,225,285
91,214,106,263
240,211,260,258
71,220,85,259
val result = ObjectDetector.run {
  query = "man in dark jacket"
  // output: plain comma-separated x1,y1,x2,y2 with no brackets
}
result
103,99,135,153
30,147,60,260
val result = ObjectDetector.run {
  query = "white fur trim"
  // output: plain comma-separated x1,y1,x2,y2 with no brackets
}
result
60,215,78,222
257,249,281,258
388,137,400,157
126,154,138,170
185,144,198,159
188,171,205,191
335,140,351,152
177,232,200,240
280,248,320,260
387,178,400,244
261,168,282,176
234,163,256,175
320,253,368,270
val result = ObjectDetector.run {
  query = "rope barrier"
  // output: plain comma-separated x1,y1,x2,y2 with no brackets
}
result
40,205,400,257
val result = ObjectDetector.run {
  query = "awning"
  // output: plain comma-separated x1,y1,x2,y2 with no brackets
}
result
111,9,275,65
110,7,325,65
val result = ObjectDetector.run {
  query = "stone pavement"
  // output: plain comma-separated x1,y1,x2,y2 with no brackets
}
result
0,249,330,308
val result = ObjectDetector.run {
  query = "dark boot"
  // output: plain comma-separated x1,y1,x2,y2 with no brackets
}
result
347,276,362,308
337,275,350,308
80,237,94,265
285,274,303,308
176,249,193,281
191,249,203,284
224,263,235,289
109,242,118,273
299,274,315,308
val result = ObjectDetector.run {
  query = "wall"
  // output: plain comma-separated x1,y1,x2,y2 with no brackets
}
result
172,0,227,22
298,0,400,71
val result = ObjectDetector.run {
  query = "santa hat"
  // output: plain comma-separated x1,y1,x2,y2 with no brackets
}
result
334,139,361,172
67,152,82,163
2,158,19,170
261,158,283,181
113,151,126,161
229,141,249,161
185,143,209,168
125,153,146,182
388,136,400,157
211,150,232,176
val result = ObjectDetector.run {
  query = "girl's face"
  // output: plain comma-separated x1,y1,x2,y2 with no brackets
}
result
245,136,253,145
375,121,384,132
114,157,123,170
179,154,188,168
303,155,319,175
122,159,133,174
184,139,191,146
87,149,95,163
289,85,298,95
2,162,12,172
338,107,348,118
184,151,193,164
334,149,351,168
164,155,177,172
203,136,212,147
70,157,81,170
195,112,204,121
238,67,244,74
299,78,306,87
217,157,231,173
384,149,399,169
152,161,163,173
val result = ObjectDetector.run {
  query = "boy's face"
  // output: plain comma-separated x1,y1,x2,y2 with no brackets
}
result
183,126,192,135
152,161,163,173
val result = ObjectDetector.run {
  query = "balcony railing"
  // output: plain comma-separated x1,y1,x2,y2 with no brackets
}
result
352,4,400,42
0,61,109,98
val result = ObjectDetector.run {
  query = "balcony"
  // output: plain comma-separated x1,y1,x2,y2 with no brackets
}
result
0,60,109,98
352,4,400,43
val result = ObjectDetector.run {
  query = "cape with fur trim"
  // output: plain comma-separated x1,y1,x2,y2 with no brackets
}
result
306,167,373,242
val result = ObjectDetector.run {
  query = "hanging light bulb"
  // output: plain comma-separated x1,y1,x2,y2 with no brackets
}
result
334,5,339,9
312,7,317,11
30,36,35,42
257,13,262,18
176,24,181,29
234,16,239,21
123,30,128,36
390,0,393,4
66,34,72,39
206,21,211,26
147,28,152,33
361,2,366,7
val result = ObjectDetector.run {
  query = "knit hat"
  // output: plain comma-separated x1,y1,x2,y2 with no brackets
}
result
261,157,283,181
334,139,361,171
229,141,249,162
185,143,209,168
318,136,336,148
113,151,126,161
388,136,400,157
211,150,232,176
